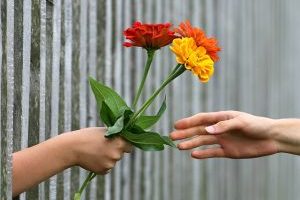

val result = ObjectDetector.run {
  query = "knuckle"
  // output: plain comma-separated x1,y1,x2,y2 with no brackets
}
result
217,121,226,129
104,161,115,170
112,153,122,161
108,161,116,169
115,137,126,147
188,139,199,147
201,137,209,144
189,140,196,147
196,126,204,134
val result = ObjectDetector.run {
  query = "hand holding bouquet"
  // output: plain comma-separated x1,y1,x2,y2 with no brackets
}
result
74,20,221,199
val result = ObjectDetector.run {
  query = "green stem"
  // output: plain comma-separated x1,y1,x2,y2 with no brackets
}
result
74,172,96,200
132,49,156,110
130,64,185,125
171,63,182,73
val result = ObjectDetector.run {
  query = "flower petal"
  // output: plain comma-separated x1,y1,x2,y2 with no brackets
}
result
123,21,177,50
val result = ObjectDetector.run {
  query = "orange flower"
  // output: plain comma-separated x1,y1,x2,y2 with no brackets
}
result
175,20,221,62
123,21,178,50
170,38,214,82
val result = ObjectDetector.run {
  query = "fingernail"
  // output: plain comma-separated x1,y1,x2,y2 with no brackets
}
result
205,126,216,134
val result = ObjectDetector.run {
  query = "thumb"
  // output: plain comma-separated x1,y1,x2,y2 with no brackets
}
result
205,118,241,134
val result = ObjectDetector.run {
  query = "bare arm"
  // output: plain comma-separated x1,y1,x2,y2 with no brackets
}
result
13,127,132,197
170,111,300,159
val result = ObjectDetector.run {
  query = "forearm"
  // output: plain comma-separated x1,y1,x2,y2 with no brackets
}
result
272,119,300,155
13,132,76,197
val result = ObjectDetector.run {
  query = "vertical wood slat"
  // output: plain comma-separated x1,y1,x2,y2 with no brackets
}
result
161,1,172,200
39,0,47,199
87,0,98,199
0,0,3,196
79,0,88,199
45,2,54,182
20,0,31,154
69,0,80,198
122,1,131,200
95,0,105,120
0,0,2,193
104,0,113,199
153,1,162,200
113,0,123,199
19,1,32,199
143,1,153,199
132,0,143,200
50,0,62,199
178,1,189,200
171,0,183,198
63,0,73,199
5,0,14,199
191,1,202,200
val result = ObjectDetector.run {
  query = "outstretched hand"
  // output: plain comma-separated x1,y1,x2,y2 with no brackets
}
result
170,111,280,159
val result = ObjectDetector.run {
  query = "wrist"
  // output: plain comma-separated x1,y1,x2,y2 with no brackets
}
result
270,119,300,155
53,131,80,168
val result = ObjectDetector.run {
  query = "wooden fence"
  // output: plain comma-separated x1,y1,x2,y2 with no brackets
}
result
1,0,300,199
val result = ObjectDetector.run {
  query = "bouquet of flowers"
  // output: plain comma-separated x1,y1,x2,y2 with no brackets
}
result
74,20,221,199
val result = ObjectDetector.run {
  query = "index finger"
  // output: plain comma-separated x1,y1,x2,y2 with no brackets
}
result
174,111,239,129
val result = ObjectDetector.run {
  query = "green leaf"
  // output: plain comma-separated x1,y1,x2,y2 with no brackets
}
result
100,101,116,127
105,108,134,137
122,109,134,125
134,143,164,151
89,77,129,118
135,96,167,129
162,136,177,148
127,124,146,134
121,131,167,151
106,115,125,137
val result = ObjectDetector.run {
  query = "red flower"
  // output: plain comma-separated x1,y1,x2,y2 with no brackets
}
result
175,20,221,62
123,21,178,50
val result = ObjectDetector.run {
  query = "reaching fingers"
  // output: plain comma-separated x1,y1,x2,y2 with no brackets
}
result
191,148,225,159
170,126,207,140
177,135,218,150
205,118,243,134
174,111,239,129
